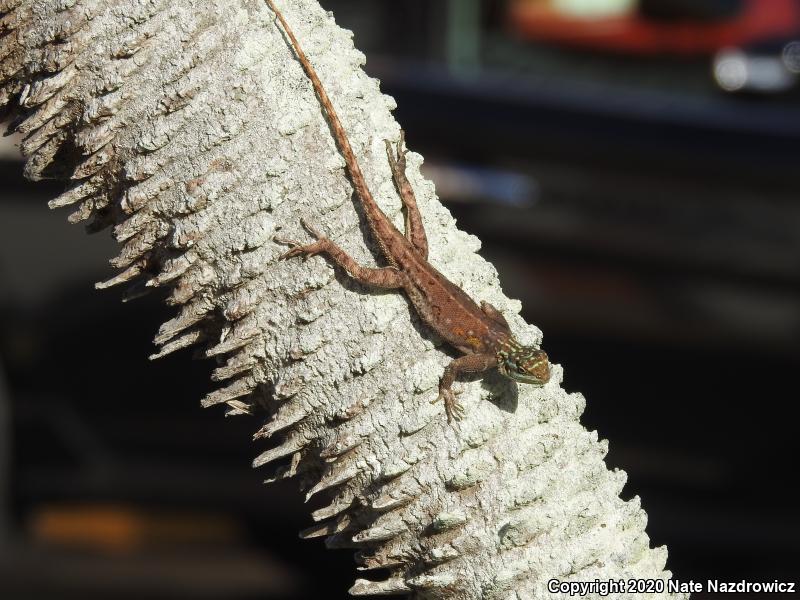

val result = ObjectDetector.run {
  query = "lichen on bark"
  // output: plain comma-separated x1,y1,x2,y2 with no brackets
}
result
0,0,686,597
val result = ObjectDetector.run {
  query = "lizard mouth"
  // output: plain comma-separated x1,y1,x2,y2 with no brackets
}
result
508,369,548,385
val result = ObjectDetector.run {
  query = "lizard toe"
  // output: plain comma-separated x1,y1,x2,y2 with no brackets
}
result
274,237,301,259
435,388,464,423
299,218,325,240
448,398,465,423
277,239,325,261
279,246,304,260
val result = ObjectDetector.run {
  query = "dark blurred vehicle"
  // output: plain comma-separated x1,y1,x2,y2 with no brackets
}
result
506,0,800,94
713,39,800,94
508,0,800,55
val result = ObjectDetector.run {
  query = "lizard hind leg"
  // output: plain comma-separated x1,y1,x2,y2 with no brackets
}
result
385,132,429,259
276,219,406,290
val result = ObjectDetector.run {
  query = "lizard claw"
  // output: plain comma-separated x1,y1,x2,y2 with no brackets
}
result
275,239,317,261
432,387,465,423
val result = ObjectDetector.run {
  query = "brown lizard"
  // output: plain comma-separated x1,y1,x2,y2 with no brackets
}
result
266,0,550,422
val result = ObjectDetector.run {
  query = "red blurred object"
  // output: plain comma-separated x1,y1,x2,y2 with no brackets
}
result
508,0,800,55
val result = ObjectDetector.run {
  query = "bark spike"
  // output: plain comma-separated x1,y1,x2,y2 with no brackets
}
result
349,578,411,596
252,435,306,468
95,259,147,289
149,329,206,360
310,493,355,522
48,179,100,209
407,571,458,591
299,513,352,539
351,519,406,544
319,434,362,461
305,461,361,502
254,400,309,439
201,377,255,408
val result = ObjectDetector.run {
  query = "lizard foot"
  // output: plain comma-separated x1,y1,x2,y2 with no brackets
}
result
275,219,328,260
432,387,465,423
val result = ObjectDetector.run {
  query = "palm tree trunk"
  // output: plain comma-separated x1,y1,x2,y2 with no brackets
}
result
0,0,685,597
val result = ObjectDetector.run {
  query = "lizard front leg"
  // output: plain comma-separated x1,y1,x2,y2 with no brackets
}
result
385,132,428,259
435,352,499,422
278,219,406,289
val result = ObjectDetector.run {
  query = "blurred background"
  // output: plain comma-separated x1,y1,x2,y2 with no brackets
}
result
1,0,799,598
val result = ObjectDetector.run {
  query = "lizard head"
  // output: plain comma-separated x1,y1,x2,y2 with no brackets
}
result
498,345,550,385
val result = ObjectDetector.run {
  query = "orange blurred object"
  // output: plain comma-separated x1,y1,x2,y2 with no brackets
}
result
29,505,239,554
508,0,800,55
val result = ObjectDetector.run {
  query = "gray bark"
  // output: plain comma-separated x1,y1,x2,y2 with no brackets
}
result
0,0,686,597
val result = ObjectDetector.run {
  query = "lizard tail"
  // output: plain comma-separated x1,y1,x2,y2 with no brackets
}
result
265,1,388,231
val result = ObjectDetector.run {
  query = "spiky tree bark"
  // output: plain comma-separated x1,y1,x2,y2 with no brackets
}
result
0,0,687,597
